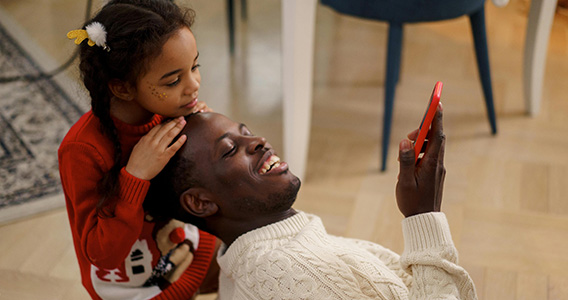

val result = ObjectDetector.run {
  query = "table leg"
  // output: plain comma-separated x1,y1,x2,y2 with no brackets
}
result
281,0,317,180
523,0,557,115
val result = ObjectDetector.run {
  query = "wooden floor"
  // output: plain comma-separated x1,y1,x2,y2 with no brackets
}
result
1,0,568,299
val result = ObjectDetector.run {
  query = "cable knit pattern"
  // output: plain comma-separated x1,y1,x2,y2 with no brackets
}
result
401,213,477,299
216,211,477,300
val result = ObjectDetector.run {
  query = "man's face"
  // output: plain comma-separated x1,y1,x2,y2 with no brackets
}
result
181,113,300,220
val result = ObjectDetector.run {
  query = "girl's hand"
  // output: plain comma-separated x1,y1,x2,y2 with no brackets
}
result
126,117,187,180
395,103,446,218
193,101,213,113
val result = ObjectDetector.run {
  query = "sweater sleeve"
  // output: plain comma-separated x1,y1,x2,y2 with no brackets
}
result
152,231,217,299
400,212,478,300
59,141,149,269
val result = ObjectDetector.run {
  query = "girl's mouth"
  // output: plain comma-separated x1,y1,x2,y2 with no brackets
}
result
183,98,198,109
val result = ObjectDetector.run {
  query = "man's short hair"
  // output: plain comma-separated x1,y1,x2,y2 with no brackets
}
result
144,114,204,227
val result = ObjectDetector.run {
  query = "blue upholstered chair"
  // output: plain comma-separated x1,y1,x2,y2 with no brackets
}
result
320,0,498,171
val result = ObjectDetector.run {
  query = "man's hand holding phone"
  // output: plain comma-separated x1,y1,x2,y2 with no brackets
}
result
395,82,446,218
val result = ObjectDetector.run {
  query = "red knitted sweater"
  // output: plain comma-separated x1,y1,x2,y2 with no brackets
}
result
58,111,215,299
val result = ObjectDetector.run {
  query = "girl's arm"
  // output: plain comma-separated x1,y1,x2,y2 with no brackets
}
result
151,231,217,299
59,142,148,268
59,117,187,269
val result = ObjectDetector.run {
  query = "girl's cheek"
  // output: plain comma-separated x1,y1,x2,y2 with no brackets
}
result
148,83,168,100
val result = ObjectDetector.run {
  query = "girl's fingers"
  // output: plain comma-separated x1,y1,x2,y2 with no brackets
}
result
143,123,162,139
165,134,187,156
157,116,184,133
194,101,211,113
159,119,186,146
151,117,185,144
144,117,179,139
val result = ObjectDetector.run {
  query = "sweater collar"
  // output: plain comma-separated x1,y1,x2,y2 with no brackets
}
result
218,211,316,271
111,114,166,136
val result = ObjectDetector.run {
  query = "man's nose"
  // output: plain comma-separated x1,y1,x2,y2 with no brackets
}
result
246,136,267,153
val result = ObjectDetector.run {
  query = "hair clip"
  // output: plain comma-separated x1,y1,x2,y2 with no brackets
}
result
67,22,111,52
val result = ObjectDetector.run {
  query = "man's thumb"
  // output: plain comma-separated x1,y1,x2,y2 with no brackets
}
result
398,139,415,175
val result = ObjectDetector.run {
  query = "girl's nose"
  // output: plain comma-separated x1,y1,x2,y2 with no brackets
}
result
183,73,200,96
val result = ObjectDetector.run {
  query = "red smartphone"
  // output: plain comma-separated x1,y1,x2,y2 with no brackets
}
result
414,81,443,162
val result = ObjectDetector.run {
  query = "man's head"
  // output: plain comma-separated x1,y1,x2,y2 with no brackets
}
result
146,113,301,240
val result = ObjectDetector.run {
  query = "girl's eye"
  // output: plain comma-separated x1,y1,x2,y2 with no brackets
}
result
223,145,236,158
192,64,201,71
166,78,180,87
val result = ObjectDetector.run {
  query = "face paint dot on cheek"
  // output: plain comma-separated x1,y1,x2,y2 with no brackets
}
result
156,92,167,100
147,82,167,100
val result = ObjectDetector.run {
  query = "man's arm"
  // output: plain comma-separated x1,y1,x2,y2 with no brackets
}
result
395,103,477,299
400,212,477,299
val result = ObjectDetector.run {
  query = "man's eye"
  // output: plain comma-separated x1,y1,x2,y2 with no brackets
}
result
223,146,236,158
242,128,253,136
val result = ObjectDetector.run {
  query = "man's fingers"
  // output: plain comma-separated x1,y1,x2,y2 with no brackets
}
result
407,129,419,141
437,133,446,168
398,139,416,185
422,103,444,164
431,102,444,135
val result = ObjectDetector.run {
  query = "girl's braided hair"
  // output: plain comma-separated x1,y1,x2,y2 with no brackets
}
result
78,0,195,217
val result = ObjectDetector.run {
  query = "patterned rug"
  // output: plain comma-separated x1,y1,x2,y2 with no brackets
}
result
0,11,87,224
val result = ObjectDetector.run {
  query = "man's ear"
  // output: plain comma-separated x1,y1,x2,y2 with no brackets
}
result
108,79,135,101
180,188,219,218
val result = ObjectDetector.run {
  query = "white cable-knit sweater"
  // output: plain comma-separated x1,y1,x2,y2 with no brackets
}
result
216,211,477,299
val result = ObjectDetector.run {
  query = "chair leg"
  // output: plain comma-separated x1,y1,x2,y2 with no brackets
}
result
394,35,403,85
469,7,497,134
227,0,235,55
241,0,248,20
381,23,403,171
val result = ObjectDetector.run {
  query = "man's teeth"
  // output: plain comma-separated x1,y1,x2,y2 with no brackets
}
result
259,155,281,174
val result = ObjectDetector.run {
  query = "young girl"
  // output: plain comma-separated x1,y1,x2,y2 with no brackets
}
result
58,1,217,299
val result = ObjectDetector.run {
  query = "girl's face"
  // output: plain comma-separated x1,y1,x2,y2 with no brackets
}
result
133,27,201,118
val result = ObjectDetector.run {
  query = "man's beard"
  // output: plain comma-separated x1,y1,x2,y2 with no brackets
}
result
235,176,301,214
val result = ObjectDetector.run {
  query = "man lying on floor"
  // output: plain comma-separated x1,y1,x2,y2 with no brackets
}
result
144,108,477,300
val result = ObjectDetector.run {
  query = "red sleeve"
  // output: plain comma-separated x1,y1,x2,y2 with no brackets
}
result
152,231,217,299
59,142,149,269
